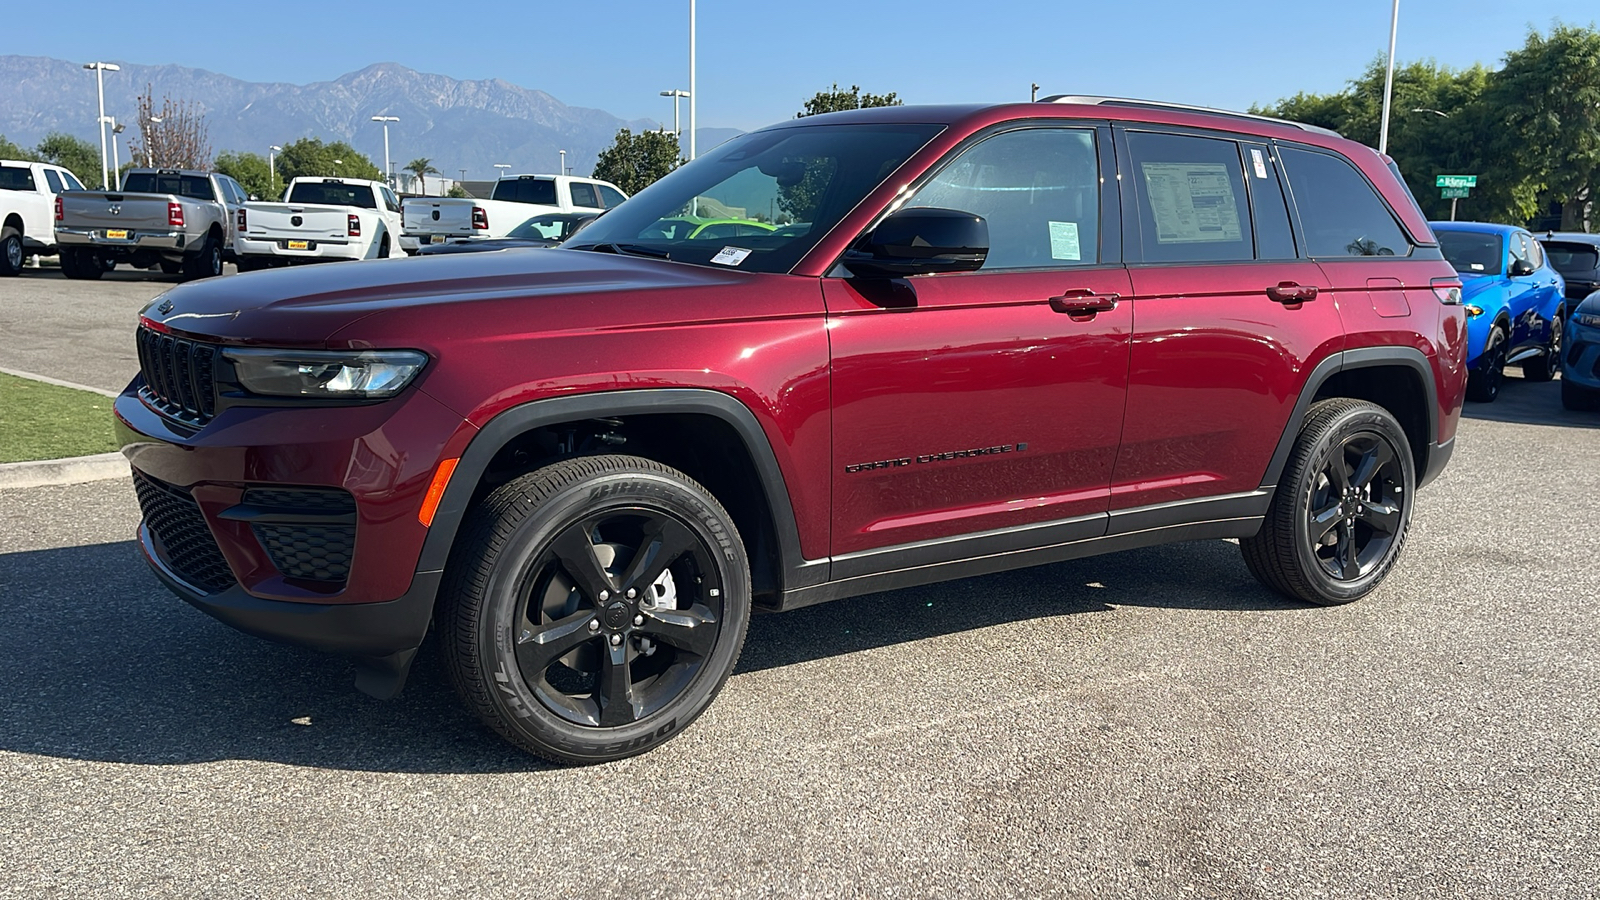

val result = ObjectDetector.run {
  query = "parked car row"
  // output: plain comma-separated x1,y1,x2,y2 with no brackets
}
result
398,174,625,250
0,158,87,275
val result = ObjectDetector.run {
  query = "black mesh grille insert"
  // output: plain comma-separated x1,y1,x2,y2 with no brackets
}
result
242,488,357,584
132,470,236,594
136,325,218,426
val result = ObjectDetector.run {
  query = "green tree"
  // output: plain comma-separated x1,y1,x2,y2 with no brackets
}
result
33,133,105,189
405,157,440,196
214,150,283,201
1487,25,1600,229
445,183,471,198
796,83,903,118
276,138,380,183
593,128,682,195
0,134,38,161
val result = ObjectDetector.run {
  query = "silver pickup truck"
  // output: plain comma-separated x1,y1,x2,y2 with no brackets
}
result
55,168,248,280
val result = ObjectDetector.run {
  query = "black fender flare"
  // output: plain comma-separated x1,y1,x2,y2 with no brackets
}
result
1259,346,1442,491
411,388,822,596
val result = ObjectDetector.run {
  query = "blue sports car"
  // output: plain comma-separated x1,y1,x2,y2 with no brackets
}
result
1431,222,1566,402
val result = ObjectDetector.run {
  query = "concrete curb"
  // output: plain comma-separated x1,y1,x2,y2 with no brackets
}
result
0,366,121,398
0,453,130,490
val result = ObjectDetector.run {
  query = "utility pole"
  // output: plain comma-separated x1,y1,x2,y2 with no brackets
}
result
83,62,120,189
1031,83,1039,102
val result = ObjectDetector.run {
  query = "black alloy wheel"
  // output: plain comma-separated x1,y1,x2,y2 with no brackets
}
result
1242,398,1415,606
441,455,750,763
1466,326,1508,402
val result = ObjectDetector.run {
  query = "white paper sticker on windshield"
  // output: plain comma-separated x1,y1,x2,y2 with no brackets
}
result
1140,162,1244,244
710,246,751,266
1048,221,1081,260
1249,148,1269,179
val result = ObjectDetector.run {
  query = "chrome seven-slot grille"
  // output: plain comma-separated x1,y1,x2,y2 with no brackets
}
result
135,326,218,425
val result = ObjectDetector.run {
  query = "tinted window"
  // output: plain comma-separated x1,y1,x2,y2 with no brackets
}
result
120,172,215,200
0,165,37,191
60,170,84,191
569,182,599,208
285,181,378,209
509,214,594,241
907,127,1100,269
597,185,627,208
1436,230,1502,276
1280,147,1410,257
43,169,63,193
1543,241,1600,277
1127,131,1251,263
495,178,558,205
1241,142,1296,260
381,188,400,212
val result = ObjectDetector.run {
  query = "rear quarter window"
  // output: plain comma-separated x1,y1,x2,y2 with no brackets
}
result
0,166,38,191
1281,147,1411,258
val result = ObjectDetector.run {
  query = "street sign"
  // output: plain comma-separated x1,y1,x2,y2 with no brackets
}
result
1436,175,1478,188
1441,187,1471,199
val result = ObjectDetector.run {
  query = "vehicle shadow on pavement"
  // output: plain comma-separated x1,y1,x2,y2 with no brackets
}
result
1460,376,1599,429
0,538,1295,772
14,266,188,284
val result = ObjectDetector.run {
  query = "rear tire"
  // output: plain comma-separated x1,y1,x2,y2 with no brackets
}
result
0,227,23,276
439,455,750,764
1241,398,1415,606
60,248,103,280
1466,326,1508,402
1562,378,1600,411
182,234,223,280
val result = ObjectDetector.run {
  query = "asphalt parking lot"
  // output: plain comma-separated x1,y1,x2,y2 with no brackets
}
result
2,271,1598,898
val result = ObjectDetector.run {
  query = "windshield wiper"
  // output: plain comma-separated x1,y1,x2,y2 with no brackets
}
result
574,242,672,260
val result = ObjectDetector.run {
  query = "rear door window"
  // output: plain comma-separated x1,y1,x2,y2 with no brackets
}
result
905,126,1101,270
569,182,600,208
597,185,627,208
1126,131,1252,263
1280,147,1411,258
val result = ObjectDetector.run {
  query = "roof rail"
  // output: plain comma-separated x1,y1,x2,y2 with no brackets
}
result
1038,95,1342,138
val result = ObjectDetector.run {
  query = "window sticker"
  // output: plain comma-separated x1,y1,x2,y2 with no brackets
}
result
1249,148,1270,179
710,246,752,266
1048,221,1082,260
1140,162,1244,244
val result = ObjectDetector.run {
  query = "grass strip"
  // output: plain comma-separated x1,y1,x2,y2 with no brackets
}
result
0,373,122,464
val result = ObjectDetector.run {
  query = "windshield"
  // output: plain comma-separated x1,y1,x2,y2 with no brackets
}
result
1542,241,1600,278
493,178,559,205
120,172,215,201
1436,230,1502,276
286,181,377,209
509,213,593,241
568,123,943,274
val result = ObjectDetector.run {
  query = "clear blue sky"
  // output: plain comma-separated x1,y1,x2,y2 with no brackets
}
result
8,1,1591,131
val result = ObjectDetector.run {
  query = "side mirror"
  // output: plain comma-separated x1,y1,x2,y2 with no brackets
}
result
1509,258,1535,277
842,207,988,278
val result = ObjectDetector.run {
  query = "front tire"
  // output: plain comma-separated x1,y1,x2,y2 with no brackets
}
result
1466,326,1508,402
439,455,751,764
1241,398,1415,606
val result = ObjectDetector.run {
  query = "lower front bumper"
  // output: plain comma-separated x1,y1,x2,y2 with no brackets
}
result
1562,322,1600,389
140,521,438,687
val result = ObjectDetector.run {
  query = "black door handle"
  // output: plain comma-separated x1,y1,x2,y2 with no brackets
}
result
1050,290,1120,318
1266,282,1319,304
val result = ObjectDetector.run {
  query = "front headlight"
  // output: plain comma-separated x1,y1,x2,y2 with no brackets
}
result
223,348,428,399
1575,312,1600,328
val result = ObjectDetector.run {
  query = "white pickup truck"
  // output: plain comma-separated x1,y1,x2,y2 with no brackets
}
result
0,159,88,276
399,174,626,252
235,177,404,269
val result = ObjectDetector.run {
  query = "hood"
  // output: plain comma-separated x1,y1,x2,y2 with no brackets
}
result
141,249,752,344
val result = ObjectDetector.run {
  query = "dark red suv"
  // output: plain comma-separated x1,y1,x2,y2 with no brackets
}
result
117,98,1468,762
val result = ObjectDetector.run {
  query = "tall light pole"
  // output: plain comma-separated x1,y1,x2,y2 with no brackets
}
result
1378,0,1400,155
83,62,120,189
333,158,343,177
107,119,125,189
689,0,697,161
660,89,690,137
268,144,281,187
459,168,467,189
147,115,163,167
370,115,398,187
494,163,511,181
559,149,567,176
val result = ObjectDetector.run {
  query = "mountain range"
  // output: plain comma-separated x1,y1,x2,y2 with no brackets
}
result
0,55,741,180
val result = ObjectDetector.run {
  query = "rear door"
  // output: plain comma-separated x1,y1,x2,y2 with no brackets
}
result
826,124,1132,562
1111,128,1339,513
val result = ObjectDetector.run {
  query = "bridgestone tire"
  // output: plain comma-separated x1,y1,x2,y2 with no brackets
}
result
438,455,751,764
0,227,22,276
1241,398,1415,606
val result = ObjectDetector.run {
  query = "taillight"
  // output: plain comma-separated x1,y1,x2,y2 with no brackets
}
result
54,196,63,221
347,214,360,237
471,206,488,230
1430,276,1462,305
237,208,247,231
168,202,184,228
